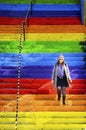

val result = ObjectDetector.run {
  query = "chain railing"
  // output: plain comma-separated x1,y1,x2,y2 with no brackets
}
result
15,22,23,130
15,1,33,129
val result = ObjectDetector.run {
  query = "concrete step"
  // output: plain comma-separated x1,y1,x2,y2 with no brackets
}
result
0,25,86,33
0,94,86,100
0,88,86,94
1,105,86,112
0,112,86,118
0,124,86,130
0,0,80,4
0,78,85,84
0,94,86,111
0,53,85,57
0,83,85,89
0,118,86,124
0,17,82,25
0,33,85,41
0,99,86,106
0,4,80,17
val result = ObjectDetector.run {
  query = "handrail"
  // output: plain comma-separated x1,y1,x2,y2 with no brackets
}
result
15,1,33,129
25,0,33,24
23,0,33,41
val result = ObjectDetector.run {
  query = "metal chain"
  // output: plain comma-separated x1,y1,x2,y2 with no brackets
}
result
15,22,23,130
15,1,33,129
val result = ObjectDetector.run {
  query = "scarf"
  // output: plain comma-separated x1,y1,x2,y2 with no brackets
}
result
57,65,65,79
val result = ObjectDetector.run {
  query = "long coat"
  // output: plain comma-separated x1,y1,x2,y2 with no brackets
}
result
52,62,72,88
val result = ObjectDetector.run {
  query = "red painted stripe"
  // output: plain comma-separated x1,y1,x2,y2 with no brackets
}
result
0,83,85,89
0,17,82,25
0,78,86,94
0,89,85,94
0,78,50,84
0,78,86,84
50,89,86,94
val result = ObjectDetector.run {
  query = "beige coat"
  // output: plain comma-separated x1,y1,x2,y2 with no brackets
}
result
52,63,72,88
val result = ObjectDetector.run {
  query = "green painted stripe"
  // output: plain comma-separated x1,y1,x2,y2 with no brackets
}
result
0,41,84,53
0,0,80,4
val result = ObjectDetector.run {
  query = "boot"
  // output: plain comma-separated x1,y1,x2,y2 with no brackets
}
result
58,93,61,101
62,96,66,105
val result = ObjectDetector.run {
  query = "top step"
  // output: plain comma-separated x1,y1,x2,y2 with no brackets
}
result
0,0,80,4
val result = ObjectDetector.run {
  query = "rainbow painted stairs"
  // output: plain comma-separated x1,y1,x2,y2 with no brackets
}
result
0,0,86,130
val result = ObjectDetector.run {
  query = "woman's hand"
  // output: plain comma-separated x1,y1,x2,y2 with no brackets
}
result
51,80,53,83
69,79,72,83
68,78,72,83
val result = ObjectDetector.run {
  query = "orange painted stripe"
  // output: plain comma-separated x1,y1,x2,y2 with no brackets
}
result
0,25,86,33
0,94,86,100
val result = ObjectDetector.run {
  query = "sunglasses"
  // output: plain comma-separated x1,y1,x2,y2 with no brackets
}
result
59,59,64,60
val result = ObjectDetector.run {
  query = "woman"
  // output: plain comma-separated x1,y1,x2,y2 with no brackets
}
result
52,54,72,105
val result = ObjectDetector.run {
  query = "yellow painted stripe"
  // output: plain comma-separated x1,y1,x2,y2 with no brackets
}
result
0,34,20,41
0,112,86,118
0,112,86,130
0,117,86,124
0,33,85,41
18,124,86,130
0,124,85,130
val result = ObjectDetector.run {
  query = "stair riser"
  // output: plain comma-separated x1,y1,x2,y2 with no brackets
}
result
1,106,86,112
0,25,86,33
0,0,80,4
0,89,86,94
0,78,85,84
0,17,82,25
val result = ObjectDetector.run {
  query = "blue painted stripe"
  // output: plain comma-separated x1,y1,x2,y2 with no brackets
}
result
0,68,85,74
0,62,85,66
0,53,85,57
0,66,85,69
0,4,80,11
0,56,85,61
0,53,85,66
0,74,85,79
0,11,80,17
0,66,85,79
0,57,85,61
0,4,80,17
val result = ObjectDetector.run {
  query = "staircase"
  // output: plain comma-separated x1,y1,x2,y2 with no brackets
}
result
0,0,86,130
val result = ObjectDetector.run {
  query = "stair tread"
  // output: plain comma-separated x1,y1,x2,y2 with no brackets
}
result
0,124,85,130
1,106,86,112
0,112,86,117
0,17,82,25
0,33,85,41
0,25,86,33
0,0,80,4
0,94,86,99
0,118,86,124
